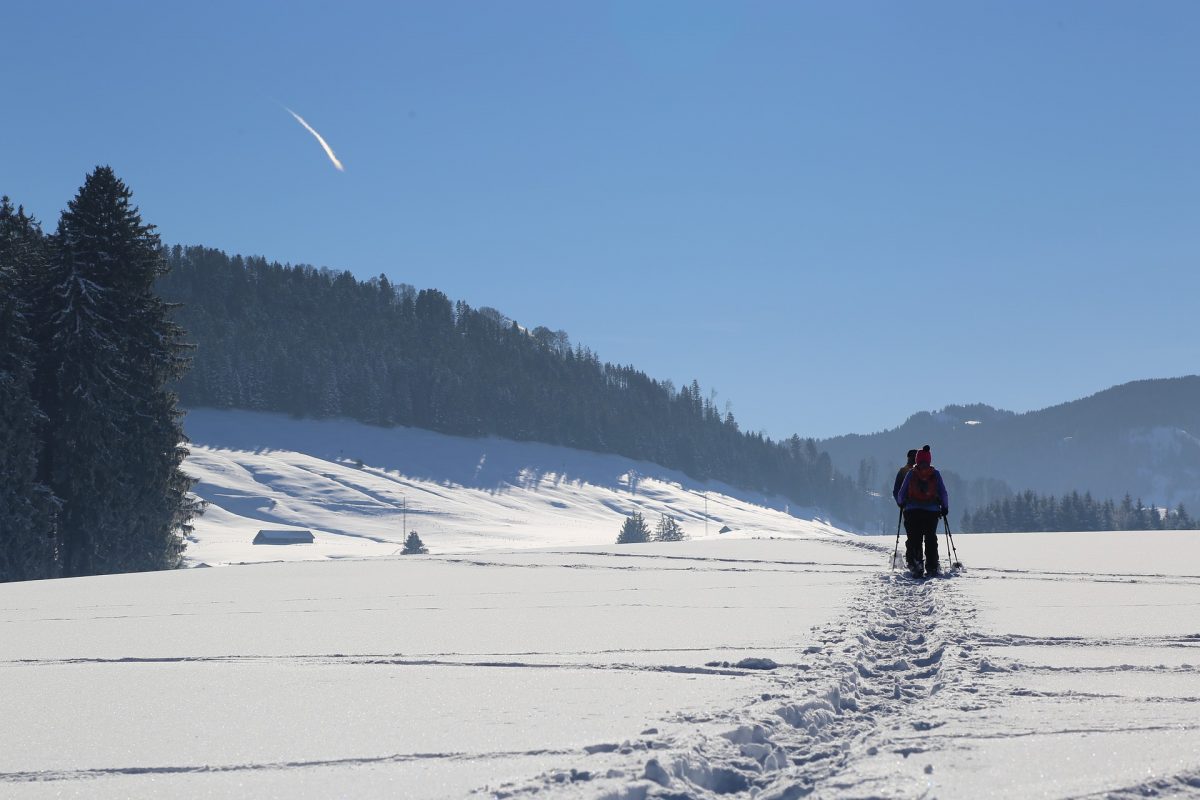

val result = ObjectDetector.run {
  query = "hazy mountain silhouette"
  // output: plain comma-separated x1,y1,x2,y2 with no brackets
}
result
820,376,1200,511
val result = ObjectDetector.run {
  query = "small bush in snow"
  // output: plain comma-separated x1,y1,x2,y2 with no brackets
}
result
401,531,428,554
655,514,686,542
616,511,651,544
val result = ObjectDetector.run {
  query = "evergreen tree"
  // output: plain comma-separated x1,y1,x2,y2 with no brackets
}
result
617,511,651,544
401,531,428,554
0,199,57,581
38,167,198,576
654,514,686,542
1117,495,1135,529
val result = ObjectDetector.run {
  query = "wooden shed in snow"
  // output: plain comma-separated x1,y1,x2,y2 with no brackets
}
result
253,529,314,545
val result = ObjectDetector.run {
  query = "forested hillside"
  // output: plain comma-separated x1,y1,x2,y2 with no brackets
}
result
157,247,882,528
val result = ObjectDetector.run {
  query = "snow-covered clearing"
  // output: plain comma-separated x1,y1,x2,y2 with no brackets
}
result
2,411,1197,798
180,409,846,564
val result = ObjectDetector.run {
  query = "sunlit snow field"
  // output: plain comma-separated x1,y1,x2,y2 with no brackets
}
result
180,409,848,563
2,410,1198,798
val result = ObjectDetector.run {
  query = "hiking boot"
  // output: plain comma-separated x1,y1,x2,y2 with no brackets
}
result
925,563,940,578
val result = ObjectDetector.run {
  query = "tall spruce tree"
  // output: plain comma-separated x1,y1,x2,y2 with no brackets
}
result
0,199,58,581
38,168,198,576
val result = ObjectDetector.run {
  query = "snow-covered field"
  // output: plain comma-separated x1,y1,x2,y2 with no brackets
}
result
2,411,1198,798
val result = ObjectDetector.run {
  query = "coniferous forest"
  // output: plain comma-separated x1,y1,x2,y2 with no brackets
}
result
961,491,1193,533
156,246,880,527
0,169,198,582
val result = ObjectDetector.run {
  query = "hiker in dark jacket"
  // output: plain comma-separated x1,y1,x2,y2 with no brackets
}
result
893,449,918,501
895,446,949,577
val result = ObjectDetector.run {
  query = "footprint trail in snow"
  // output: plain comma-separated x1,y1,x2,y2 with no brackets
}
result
489,564,989,799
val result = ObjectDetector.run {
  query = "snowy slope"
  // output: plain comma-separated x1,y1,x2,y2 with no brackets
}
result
181,409,849,564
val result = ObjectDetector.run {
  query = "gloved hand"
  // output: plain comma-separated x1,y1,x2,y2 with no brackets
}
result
940,506,949,517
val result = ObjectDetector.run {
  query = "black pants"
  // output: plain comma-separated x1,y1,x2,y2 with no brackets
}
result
903,509,940,570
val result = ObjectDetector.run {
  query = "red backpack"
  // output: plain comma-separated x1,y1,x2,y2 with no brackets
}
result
906,465,940,504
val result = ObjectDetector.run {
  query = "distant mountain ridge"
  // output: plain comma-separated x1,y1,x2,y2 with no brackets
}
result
820,376,1200,512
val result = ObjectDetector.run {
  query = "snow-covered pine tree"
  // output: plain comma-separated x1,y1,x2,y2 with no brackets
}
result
38,167,199,577
401,531,428,554
654,513,686,542
0,198,58,581
616,511,650,544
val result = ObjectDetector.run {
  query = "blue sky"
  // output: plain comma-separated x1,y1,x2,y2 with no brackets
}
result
4,1,1198,439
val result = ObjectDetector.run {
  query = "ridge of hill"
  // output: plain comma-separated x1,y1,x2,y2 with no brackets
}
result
820,375,1200,511
157,246,877,528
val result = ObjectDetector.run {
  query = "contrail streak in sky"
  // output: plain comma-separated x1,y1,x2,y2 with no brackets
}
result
285,107,345,171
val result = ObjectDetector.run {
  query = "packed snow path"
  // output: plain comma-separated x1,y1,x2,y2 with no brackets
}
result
491,549,982,798
493,538,1200,799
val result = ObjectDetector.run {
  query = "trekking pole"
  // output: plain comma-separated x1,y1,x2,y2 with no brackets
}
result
891,508,902,571
942,514,963,569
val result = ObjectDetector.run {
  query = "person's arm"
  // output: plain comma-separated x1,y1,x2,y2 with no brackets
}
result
892,468,905,500
937,471,949,515
896,471,911,507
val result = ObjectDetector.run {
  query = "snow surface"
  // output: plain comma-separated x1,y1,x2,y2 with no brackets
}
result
2,410,1198,798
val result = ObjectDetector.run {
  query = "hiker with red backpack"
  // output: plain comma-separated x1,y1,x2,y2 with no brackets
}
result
895,445,949,578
